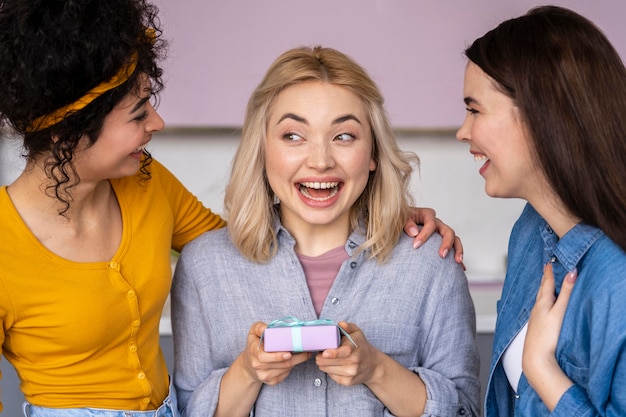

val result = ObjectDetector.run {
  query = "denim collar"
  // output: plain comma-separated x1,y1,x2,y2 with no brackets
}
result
540,219,603,293
540,220,602,284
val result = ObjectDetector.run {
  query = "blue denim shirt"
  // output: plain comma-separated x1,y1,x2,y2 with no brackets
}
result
485,203,626,417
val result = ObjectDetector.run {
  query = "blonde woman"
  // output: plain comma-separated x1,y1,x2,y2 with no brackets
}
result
172,46,480,417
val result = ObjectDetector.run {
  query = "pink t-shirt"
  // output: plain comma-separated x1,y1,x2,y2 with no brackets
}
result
297,246,350,316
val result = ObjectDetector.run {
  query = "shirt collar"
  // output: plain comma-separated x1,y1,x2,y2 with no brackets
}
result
540,220,603,272
271,204,367,256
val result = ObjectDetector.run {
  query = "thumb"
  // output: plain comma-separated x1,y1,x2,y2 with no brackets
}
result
251,321,268,338
338,321,359,334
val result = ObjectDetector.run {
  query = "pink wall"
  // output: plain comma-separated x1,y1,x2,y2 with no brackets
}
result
152,0,626,129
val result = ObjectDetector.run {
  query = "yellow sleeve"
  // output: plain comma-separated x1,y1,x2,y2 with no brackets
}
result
151,160,226,252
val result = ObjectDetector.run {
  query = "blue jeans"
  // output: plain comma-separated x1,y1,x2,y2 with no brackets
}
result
22,379,178,417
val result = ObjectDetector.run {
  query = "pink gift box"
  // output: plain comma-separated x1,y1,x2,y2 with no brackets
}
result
263,324,340,352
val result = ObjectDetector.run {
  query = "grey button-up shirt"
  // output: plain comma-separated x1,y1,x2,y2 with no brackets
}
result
172,224,480,417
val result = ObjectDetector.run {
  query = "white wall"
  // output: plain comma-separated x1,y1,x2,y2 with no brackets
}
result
0,129,524,283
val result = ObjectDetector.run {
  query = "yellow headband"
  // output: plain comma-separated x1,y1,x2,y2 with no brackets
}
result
26,53,139,133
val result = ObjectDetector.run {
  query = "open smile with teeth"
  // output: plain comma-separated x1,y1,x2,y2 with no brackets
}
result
474,153,489,163
298,181,340,201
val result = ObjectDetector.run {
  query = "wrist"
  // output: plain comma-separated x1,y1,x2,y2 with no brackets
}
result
525,359,573,411
364,350,391,388
233,354,263,388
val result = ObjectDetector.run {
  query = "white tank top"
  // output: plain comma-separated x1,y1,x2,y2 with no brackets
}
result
502,322,528,393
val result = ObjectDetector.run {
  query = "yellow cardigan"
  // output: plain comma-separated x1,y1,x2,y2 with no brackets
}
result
0,159,224,411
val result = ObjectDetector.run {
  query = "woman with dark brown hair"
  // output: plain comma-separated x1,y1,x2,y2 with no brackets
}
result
457,5,626,416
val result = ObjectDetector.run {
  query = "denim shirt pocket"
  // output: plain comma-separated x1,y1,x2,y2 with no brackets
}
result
560,356,589,387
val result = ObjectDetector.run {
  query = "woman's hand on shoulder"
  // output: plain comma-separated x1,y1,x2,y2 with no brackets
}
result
404,207,465,269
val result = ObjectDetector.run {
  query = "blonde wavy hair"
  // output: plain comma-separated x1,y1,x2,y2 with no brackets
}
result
224,46,418,263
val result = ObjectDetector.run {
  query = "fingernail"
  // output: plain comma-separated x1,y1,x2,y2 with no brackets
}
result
566,268,578,283
408,225,419,237
442,249,449,258
413,239,422,249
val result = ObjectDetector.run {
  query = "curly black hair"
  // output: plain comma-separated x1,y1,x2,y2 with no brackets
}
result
0,0,166,215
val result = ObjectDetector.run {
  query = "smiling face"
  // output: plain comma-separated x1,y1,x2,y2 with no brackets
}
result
73,75,165,182
456,62,546,202
265,80,376,239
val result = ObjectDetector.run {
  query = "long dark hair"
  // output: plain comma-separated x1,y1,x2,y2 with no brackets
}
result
466,5,626,252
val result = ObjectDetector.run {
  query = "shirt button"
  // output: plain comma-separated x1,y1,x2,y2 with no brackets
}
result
331,297,339,306
142,398,150,404
109,261,118,268
133,320,141,327
348,242,357,249
138,372,146,380
350,262,357,269
128,290,135,298
130,345,137,352
314,378,322,387
550,256,557,263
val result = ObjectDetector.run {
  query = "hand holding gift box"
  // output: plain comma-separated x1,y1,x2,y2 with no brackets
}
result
262,316,358,352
